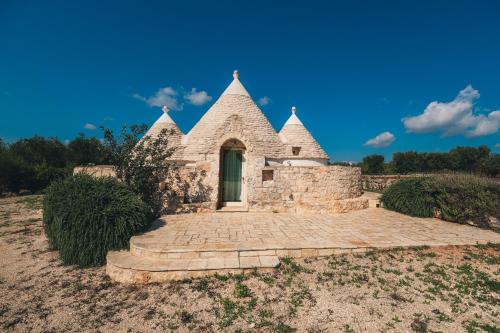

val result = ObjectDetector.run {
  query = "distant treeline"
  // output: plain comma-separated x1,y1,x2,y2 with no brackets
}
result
357,145,499,176
0,134,112,193
1,134,499,194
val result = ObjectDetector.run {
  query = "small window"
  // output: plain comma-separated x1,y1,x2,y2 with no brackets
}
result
292,146,301,156
262,169,274,181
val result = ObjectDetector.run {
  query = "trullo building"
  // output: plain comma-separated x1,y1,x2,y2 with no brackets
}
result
146,71,368,213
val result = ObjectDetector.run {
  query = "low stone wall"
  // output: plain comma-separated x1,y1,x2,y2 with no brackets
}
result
250,165,367,213
73,165,116,177
361,175,416,192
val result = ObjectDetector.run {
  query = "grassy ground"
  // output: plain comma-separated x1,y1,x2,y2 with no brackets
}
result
0,195,498,332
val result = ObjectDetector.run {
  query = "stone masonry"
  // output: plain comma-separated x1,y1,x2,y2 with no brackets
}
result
250,165,366,213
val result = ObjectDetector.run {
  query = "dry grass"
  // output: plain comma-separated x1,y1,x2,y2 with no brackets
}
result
0,195,498,332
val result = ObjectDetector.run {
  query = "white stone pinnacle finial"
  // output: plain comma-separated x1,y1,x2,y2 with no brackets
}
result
233,70,239,79
291,106,297,114
162,106,170,113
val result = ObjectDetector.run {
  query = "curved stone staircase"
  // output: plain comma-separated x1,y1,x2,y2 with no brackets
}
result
106,236,280,283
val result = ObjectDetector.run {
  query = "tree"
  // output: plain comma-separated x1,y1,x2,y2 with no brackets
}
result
68,133,110,165
421,153,452,172
392,151,421,174
449,145,490,172
0,140,16,192
101,125,177,217
9,136,68,168
480,154,500,177
6,136,70,192
361,155,385,175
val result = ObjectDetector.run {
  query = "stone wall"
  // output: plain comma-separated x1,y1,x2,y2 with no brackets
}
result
73,165,116,177
174,163,368,214
249,165,367,213
362,174,425,192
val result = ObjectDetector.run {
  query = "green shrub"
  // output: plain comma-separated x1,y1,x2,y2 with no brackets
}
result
380,177,436,217
430,174,500,227
381,174,500,229
43,174,152,267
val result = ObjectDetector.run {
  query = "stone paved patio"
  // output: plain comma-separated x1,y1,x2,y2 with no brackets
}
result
133,208,500,253
107,208,499,283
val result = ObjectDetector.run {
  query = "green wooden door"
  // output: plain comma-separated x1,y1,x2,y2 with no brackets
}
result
222,150,242,202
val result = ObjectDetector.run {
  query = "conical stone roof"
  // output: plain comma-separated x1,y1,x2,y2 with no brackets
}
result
279,107,329,160
182,71,285,159
143,106,184,158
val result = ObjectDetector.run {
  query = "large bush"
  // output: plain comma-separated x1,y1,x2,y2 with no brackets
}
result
43,174,152,267
381,174,500,229
430,174,500,227
380,177,436,217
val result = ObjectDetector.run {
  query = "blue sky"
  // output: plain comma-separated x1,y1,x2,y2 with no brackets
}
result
1,0,499,161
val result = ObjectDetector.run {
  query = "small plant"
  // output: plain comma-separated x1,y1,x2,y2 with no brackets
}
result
273,322,296,333
410,313,430,333
234,282,252,298
214,273,230,282
259,309,273,318
179,310,193,324
247,297,257,310
258,274,275,286
343,324,355,333
217,298,243,328
431,309,453,323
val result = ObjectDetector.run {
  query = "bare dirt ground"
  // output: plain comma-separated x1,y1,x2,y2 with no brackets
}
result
0,195,498,333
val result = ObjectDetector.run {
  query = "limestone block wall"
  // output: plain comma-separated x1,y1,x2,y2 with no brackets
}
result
362,174,427,192
73,165,117,177
249,165,366,213
361,175,409,192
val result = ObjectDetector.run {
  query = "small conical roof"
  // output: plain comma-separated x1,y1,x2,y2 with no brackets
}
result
279,107,329,159
143,106,184,158
144,106,183,137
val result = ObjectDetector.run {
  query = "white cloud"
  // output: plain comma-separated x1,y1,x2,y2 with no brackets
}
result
258,96,271,106
494,143,500,148
364,131,396,148
467,111,500,137
403,85,500,138
84,123,97,130
132,93,147,102
133,86,182,110
184,88,212,106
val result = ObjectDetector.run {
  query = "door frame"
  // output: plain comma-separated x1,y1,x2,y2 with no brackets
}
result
219,145,246,208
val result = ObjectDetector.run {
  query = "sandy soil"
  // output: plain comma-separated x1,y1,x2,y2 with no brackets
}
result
0,195,498,332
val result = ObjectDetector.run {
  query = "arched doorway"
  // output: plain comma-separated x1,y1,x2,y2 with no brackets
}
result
219,139,246,207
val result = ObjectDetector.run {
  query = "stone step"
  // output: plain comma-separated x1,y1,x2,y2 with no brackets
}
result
106,251,280,283
130,237,240,259
216,206,249,212
361,191,382,208
368,198,381,208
